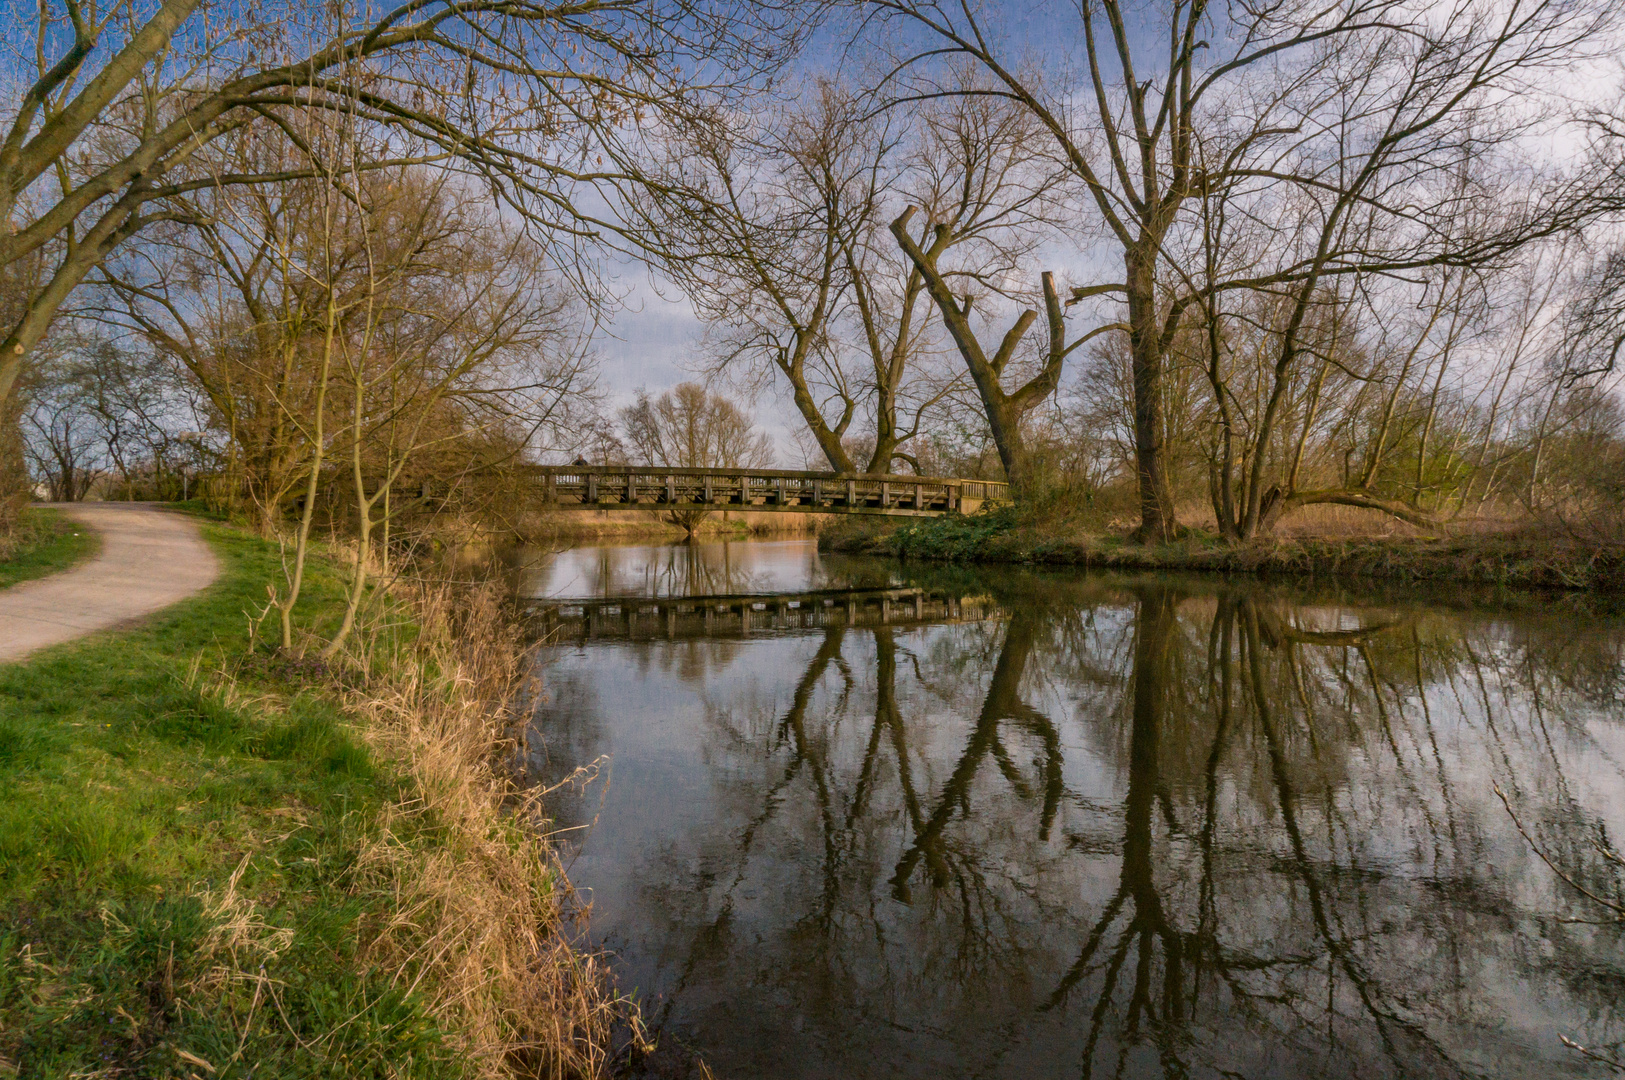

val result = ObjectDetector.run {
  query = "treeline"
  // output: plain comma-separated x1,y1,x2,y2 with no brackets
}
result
3,0,1625,577
630,9,1625,543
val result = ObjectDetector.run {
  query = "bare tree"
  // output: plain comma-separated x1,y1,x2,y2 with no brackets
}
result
888,90,1107,494
619,382,774,470
88,126,360,532
864,0,1614,539
1177,120,1584,538
649,83,1055,477
73,338,197,499
647,83,891,472
1557,89,1625,386
618,381,774,532
1562,248,1625,384
854,91,1058,476
87,110,590,649
21,353,103,501
321,167,590,655
0,0,799,426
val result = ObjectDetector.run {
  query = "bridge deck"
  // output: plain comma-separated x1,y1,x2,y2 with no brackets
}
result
524,465,1007,517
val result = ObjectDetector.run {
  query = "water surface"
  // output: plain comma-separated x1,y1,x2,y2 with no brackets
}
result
518,539,1625,1079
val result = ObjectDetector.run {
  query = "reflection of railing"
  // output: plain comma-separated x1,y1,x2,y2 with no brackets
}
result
523,465,1009,517
528,587,995,640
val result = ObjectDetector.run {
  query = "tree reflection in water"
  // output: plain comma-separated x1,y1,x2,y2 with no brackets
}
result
514,537,856,601
527,564,1625,1080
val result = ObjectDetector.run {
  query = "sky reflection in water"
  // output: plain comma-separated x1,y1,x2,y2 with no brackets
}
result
518,539,1625,1080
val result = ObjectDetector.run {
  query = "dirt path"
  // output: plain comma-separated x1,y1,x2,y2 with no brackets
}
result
0,503,220,664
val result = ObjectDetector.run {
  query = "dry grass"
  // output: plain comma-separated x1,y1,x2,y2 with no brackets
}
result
1271,502,1436,538
188,575,628,1078
332,581,625,1079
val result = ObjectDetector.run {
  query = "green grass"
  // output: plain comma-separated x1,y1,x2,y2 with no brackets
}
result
0,508,100,589
0,524,471,1079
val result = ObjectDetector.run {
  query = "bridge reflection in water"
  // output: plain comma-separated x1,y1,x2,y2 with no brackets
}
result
524,544,1625,1080
527,587,996,640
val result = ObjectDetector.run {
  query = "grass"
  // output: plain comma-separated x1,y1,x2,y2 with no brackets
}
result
0,520,611,1079
0,507,100,589
823,504,1625,591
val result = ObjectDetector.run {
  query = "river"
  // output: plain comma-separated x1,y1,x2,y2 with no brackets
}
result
514,538,1625,1079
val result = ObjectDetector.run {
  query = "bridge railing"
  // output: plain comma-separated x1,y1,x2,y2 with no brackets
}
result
520,465,1008,515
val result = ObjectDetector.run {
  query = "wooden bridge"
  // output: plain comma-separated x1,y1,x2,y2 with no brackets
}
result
522,465,1007,517
528,587,996,641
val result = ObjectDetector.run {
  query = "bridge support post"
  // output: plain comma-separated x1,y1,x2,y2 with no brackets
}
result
587,474,598,503
880,481,890,509
914,483,923,510
666,475,675,503
546,471,556,504
704,474,713,504
846,479,856,507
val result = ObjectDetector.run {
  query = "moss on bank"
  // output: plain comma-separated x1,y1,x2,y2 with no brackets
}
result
0,507,100,589
0,519,606,1078
823,508,1625,592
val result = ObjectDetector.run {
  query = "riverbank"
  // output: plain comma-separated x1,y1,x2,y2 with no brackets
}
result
0,507,99,589
0,514,611,1078
821,508,1625,591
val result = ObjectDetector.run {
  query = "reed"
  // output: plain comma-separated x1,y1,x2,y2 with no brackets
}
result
327,579,621,1078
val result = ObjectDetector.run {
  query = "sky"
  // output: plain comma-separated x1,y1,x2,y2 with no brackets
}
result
585,264,827,464
591,268,702,410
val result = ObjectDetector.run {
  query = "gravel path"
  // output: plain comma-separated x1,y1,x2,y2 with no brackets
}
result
0,503,220,664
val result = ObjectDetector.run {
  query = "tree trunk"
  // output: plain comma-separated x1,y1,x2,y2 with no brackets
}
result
1258,488,1441,534
786,372,856,473
1125,251,1177,542
890,209,1067,499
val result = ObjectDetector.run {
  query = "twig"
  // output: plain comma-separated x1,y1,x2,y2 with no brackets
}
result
1494,784,1625,917
1561,1035,1625,1071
